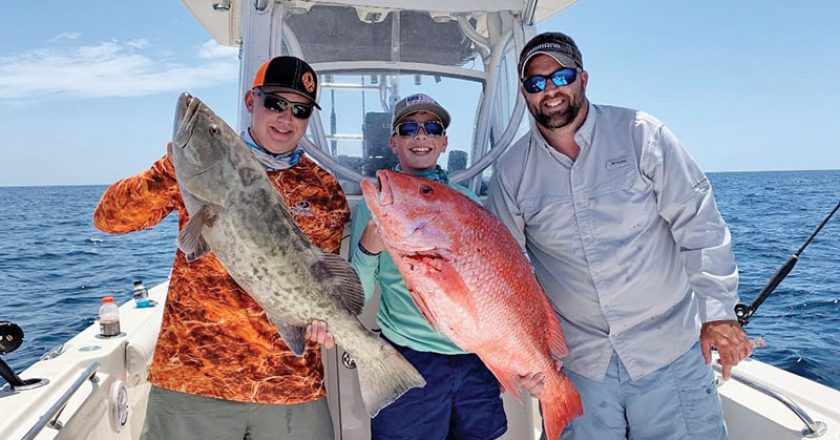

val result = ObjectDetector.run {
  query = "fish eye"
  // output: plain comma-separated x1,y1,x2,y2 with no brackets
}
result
209,125,219,135
420,185,433,195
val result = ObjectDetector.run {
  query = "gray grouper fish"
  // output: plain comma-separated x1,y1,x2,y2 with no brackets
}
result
170,92,425,417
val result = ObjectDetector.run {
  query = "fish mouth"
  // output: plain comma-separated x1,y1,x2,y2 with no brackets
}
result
170,93,219,179
172,93,200,149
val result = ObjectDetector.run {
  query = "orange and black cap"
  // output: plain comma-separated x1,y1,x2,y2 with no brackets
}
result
251,56,321,109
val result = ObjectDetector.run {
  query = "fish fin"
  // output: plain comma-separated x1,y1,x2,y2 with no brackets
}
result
355,340,426,417
177,204,214,262
484,364,522,403
427,259,479,323
543,296,569,360
540,373,584,440
316,251,365,315
273,322,307,357
406,286,440,330
399,255,477,334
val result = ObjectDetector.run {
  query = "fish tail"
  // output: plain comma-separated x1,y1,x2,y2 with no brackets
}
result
356,343,426,417
540,372,583,440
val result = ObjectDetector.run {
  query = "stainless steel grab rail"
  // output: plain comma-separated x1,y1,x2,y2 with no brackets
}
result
21,361,100,440
717,365,828,438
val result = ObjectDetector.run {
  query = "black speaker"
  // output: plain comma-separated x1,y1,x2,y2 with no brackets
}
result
362,112,398,177
447,150,468,172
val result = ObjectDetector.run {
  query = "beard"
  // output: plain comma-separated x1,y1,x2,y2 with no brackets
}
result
531,89,585,130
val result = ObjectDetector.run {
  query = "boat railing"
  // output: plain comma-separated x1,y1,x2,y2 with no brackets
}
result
21,361,101,440
458,21,525,193
716,365,828,438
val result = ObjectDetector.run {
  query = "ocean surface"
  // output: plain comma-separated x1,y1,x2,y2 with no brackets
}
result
1,170,839,391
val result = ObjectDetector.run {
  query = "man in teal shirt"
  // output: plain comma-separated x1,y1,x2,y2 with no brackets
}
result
349,93,507,439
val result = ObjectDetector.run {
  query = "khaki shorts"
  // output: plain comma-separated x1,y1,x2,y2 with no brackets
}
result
140,385,335,440
553,342,726,440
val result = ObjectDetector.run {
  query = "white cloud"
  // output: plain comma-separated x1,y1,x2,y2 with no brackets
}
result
126,39,150,49
0,39,239,101
48,32,82,43
198,39,239,59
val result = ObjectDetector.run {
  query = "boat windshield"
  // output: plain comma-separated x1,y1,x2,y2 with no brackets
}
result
264,3,528,194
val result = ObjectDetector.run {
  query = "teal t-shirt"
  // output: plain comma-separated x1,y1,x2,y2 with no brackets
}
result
349,167,481,354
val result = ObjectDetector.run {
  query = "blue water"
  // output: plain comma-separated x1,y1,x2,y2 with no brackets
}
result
1,171,839,390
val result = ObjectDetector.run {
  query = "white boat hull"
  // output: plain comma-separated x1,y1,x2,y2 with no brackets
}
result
0,282,164,440
3,273,840,440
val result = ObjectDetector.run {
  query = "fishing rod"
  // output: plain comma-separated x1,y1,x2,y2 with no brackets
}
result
735,197,840,327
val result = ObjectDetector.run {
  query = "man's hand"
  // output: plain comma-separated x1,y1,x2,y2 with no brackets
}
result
359,219,385,254
700,320,752,380
520,372,546,398
305,320,335,349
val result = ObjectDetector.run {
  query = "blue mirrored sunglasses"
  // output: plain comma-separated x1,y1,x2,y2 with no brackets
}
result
255,89,314,119
521,68,580,94
393,121,445,138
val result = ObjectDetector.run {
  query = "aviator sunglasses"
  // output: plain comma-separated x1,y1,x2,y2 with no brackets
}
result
255,89,315,119
521,67,581,94
393,120,446,138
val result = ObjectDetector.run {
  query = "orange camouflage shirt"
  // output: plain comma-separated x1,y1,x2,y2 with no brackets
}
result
93,154,350,404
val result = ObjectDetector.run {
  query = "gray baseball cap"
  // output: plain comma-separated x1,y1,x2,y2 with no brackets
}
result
391,93,451,129
518,32,583,77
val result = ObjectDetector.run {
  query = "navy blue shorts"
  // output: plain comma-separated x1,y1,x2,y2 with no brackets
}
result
371,338,507,440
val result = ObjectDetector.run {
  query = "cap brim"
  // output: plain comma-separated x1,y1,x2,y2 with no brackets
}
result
520,52,579,77
258,86,321,109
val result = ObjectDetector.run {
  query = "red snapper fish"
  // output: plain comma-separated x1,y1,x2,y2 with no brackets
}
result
361,170,583,439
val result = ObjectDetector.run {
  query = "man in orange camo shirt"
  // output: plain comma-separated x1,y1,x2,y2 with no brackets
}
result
94,56,347,440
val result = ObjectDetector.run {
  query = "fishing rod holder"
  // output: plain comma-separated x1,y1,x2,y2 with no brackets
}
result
0,321,49,393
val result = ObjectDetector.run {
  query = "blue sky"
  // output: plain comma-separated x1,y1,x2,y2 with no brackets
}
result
2,1,838,187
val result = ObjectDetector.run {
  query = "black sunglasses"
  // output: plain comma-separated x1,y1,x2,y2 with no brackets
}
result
522,68,581,94
393,121,446,138
255,89,314,119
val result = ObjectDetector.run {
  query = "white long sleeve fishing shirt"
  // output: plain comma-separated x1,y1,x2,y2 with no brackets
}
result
486,102,739,381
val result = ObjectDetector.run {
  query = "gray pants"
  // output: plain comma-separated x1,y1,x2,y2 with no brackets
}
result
140,385,335,440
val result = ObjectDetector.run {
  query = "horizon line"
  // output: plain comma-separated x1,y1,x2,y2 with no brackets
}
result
2,168,839,189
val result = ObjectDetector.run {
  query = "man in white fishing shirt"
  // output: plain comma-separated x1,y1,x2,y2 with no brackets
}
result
487,32,753,439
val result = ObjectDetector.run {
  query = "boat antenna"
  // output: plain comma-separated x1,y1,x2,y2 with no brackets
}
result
735,197,840,327
330,88,337,156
